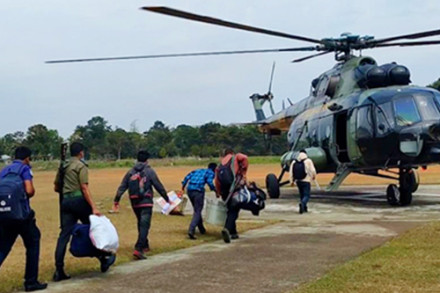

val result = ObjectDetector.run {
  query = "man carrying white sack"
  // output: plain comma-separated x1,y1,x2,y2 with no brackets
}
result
53,142,116,282
112,150,171,260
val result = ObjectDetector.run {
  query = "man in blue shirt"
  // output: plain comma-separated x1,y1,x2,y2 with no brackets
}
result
0,146,47,292
181,162,217,240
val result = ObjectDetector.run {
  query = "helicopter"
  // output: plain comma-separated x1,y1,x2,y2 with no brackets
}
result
47,7,440,206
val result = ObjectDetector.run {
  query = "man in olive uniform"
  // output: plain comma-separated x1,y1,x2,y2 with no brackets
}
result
53,142,115,281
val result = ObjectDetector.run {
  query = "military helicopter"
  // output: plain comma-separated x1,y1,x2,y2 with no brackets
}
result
47,7,440,206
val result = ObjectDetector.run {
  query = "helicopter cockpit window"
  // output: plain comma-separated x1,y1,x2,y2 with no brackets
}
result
414,93,440,120
375,102,393,136
357,106,374,139
435,94,440,110
315,75,329,97
393,96,421,127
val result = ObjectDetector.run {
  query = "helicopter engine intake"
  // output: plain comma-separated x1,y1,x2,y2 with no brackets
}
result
380,63,411,85
355,63,411,89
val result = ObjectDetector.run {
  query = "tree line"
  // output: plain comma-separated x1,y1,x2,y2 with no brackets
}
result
0,117,287,160
2,79,439,160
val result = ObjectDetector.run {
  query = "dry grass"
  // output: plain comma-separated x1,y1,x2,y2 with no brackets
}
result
0,166,276,293
294,221,440,293
1,163,439,293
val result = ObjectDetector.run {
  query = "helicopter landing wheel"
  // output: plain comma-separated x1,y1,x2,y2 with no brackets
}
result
399,170,414,206
386,184,400,206
266,173,280,199
410,168,420,193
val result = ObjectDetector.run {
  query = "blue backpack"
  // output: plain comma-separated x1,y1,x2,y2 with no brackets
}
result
0,164,31,221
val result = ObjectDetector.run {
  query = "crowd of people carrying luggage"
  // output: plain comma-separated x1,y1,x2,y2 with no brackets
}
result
0,143,316,292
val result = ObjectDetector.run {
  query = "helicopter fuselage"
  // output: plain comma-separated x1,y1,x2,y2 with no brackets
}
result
284,85,440,172
257,56,440,175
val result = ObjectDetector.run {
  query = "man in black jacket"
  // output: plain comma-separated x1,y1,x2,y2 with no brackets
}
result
111,150,170,260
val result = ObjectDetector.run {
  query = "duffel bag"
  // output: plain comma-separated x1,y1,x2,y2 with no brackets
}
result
70,224,96,257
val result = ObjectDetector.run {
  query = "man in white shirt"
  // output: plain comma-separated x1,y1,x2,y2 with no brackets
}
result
290,150,317,214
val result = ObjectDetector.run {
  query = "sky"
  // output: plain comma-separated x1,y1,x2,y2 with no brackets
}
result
1,0,440,138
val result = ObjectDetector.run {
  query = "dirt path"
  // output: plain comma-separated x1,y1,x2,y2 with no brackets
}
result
36,185,440,293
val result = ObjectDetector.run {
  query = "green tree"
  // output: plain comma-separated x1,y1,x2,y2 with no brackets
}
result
144,121,173,158
71,116,111,159
172,125,201,156
107,128,129,160
428,78,440,91
0,132,26,157
25,124,63,160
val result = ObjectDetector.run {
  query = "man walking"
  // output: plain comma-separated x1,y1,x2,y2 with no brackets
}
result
0,147,47,292
53,142,115,281
112,150,170,260
181,162,217,240
215,148,249,243
290,150,317,214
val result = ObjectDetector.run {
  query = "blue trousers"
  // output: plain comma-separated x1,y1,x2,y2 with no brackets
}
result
188,190,206,234
0,211,41,285
296,181,311,207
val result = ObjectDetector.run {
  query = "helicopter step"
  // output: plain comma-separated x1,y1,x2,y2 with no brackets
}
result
326,164,351,192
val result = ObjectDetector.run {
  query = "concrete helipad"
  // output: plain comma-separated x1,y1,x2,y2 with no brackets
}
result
38,185,440,293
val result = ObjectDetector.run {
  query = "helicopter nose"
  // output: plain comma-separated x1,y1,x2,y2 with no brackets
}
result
428,122,440,141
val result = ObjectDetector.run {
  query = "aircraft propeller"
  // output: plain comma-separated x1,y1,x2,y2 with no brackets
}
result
46,6,440,64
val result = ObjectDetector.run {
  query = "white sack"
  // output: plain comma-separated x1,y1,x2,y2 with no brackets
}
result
89,215,119,253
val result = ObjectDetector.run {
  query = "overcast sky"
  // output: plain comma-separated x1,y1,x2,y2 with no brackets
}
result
2,0,440,138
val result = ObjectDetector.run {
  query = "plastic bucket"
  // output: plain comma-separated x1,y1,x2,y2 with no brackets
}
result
205,198,227,226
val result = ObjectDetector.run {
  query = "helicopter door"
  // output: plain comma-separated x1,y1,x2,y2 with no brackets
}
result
335,111,350,163
355,105,376,163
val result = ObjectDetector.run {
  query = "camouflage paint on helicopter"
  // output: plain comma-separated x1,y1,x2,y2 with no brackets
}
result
266,56,440,205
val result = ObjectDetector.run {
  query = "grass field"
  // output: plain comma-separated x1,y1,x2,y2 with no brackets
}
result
294,221,440,293
1,162,439,293
0,165,279,293
0,156,282,172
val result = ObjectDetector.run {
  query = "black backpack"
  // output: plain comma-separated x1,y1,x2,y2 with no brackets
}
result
293,160,307,180
128,169,148,206
217,156,235,199
0,164,31,221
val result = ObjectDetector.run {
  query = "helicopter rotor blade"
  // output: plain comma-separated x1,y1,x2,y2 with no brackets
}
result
268,61,276,94
374,40,440,48
141,6,321,44
291,51,331,63
267,61,276,115
46,47,319,64
373,28,440,44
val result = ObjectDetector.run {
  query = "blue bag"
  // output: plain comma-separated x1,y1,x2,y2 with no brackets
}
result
70,224,96,258
0,164,31,221
231,186,266,216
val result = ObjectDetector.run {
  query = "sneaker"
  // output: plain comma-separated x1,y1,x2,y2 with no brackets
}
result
52,270,71,282
188,232,197,240
299,203,304,214
304,205,308,213
143,247,150,254
221,228,231,243
199,226,206,235
100,254,116,273
133,250,147,260
24,281,48,292
231,234,239,240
